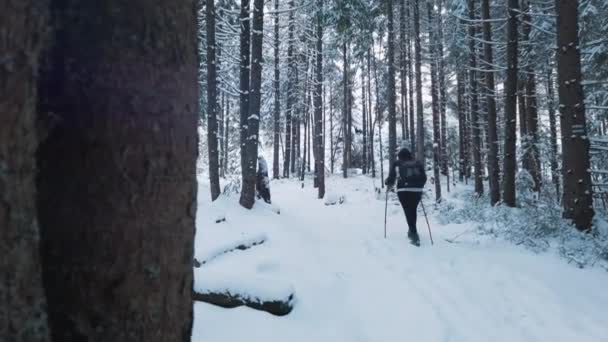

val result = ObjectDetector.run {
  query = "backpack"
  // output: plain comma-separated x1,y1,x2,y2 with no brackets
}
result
396,160,426,190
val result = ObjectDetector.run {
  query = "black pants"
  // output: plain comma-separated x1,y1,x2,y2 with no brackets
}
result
397,191,422,233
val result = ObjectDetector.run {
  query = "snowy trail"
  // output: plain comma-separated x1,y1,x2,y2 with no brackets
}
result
193,176,608,342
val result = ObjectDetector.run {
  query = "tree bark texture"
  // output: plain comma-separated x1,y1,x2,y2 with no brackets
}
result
387,0,398,162
240,0,265,209
0,1,50,341
467,0,483,196
314,0,325,198
547,65,561,200
342,41,349,178
555,0,594,230
239,0,251,173
502,0,519,207
283,0,295,178
206,0,221,200
273,0,281,179
36,1,198,340
413,0,425,164
427,0,442,202
481,0,500,205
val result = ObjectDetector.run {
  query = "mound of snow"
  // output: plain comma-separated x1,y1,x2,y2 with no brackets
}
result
324,192,346,206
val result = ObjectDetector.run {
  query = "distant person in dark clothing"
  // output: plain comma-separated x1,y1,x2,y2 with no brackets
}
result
256,156,271,204
385,148,427,245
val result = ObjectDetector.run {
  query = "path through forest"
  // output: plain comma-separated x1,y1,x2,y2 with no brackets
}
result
193,176,608,342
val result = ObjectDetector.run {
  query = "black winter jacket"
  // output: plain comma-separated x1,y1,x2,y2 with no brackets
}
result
385,160,427,192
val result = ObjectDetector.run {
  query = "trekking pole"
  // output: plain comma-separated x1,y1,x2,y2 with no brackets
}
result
384,189,389,239
420,200,434,245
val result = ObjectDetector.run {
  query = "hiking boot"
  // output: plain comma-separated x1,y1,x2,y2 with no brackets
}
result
408,230,420,246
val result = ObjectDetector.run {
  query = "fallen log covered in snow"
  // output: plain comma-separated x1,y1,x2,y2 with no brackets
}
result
194,234,267,267
193,291,294,316
193,269,295,316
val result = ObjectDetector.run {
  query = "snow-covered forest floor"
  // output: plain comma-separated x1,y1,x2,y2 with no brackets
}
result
193,175,608,342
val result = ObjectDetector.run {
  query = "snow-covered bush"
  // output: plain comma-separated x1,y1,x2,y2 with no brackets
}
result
515,170,537,207
437,188,608,271
222,177,241,196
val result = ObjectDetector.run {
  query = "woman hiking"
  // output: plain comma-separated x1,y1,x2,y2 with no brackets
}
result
385,148,427,246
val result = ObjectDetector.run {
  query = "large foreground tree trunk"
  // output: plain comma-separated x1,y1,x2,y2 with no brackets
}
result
36,1,198,340
0,2,50,341
555,0,594,230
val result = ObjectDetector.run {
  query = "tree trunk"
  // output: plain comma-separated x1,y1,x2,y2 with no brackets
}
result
481,0,500,205
219,93,225,178
342,41,349,178
373,41,384,186
330,83,335,174
0,2,50,341
314,0,325,197
362,59,368,174
368,49,376,178
291,59,299,175
437,0,448,176
36,1,197,340
240,0,265,209
502,0,519,207
307,75,312,173
301,109,308,181
283,0,295,178
468,0,483,196
555,0,594,231
272,0,281,179
547,64,561,200
239,0,251,174
525,72,541,192
464,72,472,180
224,99,230,174
399,0,408,144
413,0,425,164
521,0,541,192
457,71,467,182
427,0,442,202
387,0,398,162
406,0,416,152
206,0,221,200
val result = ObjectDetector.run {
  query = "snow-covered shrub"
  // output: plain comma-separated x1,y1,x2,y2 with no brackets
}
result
515,170,537,207
437,187,608,271
222,177,241,196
